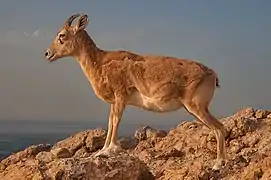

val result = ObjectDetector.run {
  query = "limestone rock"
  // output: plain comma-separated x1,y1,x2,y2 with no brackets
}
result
52,128,107,154
118,136,138,149
135,125,167,141
0,144,51,172
0,153,154,180
51,147,72,158
0,129,153,180
2,107,271,180
132,108,271,179
232,107,255,119
85,129,107,152
255,109,271,119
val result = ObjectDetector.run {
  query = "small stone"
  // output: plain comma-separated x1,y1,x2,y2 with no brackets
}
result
255,109,270,119
230,139,245,153
234,107,255,119
36,151,53,163
135,126,167,141
51,148,72,158
74,147,89,158
85,129,107,152
118,136,138,149
52,129,107,154
198,171,210,180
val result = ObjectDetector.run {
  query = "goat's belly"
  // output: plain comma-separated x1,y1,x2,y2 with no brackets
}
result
128,93,183,113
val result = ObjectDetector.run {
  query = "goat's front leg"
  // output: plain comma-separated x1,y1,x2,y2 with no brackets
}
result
103,105,115,149
94,105,114,158
107,100,125,152
94,99,125,157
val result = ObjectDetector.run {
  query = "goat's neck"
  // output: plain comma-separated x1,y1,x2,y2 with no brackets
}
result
73,38,106,83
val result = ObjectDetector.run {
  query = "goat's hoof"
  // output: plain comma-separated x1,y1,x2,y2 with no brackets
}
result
212,164,221,172
94,149,110,158
212,159,226,172
94,144,123,158
108,144,122,153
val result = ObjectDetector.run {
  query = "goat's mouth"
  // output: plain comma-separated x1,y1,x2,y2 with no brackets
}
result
47,54,57,62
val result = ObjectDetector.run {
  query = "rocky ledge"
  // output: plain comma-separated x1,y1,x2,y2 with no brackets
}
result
1,107,271,180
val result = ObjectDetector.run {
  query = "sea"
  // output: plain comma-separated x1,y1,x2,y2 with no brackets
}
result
0,120,176,161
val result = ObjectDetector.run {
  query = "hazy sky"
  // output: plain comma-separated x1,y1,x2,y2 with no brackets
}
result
1,1,271,127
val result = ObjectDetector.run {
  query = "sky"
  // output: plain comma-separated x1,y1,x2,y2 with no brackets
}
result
1,0,271,128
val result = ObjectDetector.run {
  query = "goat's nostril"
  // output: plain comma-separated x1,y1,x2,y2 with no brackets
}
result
45,51,49,57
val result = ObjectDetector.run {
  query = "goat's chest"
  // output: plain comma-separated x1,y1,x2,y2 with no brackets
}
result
83,69,115,103
91,77,115,103
80,62,128,103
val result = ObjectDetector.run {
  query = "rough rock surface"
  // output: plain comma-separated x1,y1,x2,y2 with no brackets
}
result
118,136,138,150
1,107,271,180
135,125,167,141
52,128,107,155
0,129,153,180
131,107,271,180
0,153,153,180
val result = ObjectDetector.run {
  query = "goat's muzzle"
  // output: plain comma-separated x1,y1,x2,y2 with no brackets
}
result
45,50,56,62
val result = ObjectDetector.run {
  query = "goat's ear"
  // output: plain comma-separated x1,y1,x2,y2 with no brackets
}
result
75,14,89,33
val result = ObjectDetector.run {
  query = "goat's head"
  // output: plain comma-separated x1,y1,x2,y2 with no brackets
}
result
45,13,89,62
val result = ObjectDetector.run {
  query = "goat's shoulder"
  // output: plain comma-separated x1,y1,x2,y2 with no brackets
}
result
101,50,144,64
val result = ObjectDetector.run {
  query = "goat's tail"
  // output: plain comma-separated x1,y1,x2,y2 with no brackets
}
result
208,68,220,88
215,76,220,88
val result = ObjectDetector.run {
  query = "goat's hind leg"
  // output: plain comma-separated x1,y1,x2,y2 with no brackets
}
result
183,74,227,171
185,102,227,171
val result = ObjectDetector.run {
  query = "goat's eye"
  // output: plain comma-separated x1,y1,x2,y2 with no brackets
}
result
59,34,65,38
59,39,64,44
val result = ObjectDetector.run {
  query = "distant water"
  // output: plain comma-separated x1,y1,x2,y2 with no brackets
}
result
0,133,68,161
0,120,176,161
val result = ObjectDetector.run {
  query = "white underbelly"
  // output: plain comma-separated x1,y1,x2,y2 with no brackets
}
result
127,92,183,112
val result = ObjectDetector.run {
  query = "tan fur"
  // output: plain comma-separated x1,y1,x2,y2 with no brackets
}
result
45,14,227,170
